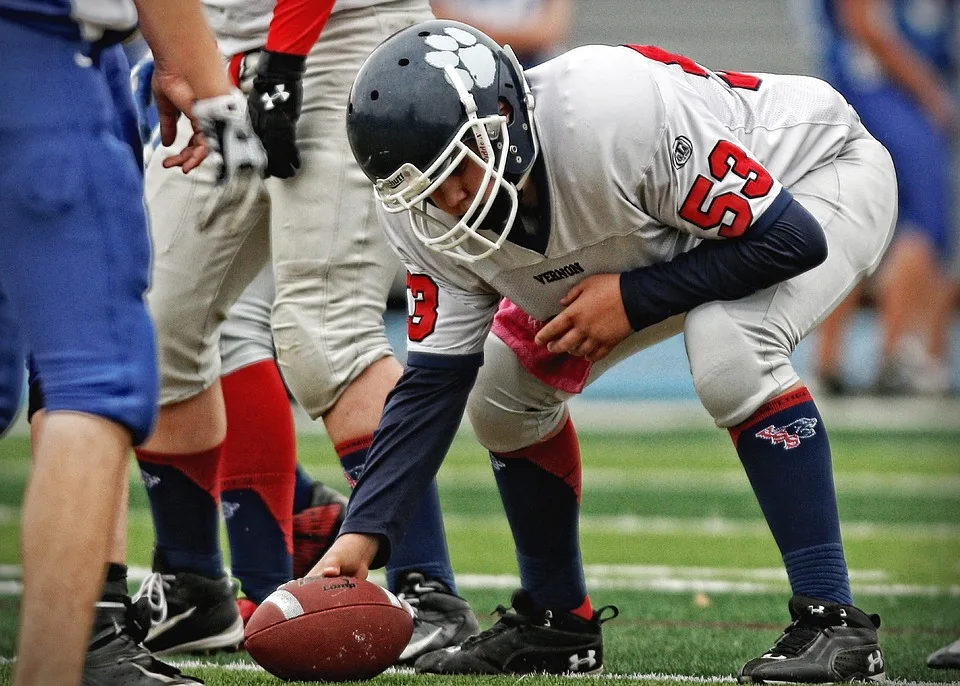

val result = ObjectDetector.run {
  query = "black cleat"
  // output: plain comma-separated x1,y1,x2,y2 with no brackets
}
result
132,565,244,655
292,480,348,578
738,595,884,683
395,571,481,664
414,589,618,675
927,639,960,669
83,597,203,685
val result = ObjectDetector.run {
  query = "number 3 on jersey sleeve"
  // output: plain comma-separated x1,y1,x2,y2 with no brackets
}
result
407,273,439,342
679,140,774,237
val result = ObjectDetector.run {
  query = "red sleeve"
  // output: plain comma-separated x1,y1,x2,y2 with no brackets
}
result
264,0,336,56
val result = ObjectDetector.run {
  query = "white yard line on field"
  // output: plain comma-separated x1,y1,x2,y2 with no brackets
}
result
0,566,956,598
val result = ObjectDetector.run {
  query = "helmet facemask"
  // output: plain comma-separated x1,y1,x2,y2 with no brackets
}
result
373,59,534,263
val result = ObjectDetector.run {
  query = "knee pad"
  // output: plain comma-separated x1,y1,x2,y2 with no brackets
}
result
685,303,799,428
466,335,567,453
271,301,393,418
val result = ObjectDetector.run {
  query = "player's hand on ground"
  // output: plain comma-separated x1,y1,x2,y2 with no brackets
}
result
314,533,380,579
535,273,633,362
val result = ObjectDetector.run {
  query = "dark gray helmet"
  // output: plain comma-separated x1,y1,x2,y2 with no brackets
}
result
346,20,539,262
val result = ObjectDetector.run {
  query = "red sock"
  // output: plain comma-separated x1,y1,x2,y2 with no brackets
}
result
220,359,297,552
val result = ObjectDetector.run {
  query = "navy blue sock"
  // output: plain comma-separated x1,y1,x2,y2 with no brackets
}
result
136,448,224,579
293,464,314,514
222,489,292,603
490,419,588,612
338,442,456,594
730,387,852,605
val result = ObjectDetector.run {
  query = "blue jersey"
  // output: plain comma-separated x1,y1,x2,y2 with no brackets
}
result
816,0,956,89
0,0,137,40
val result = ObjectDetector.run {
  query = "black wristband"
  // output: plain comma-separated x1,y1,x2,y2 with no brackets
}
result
257,50,307,80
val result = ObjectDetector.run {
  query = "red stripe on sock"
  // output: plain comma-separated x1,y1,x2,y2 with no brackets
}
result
135,443,223,500
499,418,582,502
334,434,374,457
728,386,814,447
220,360,297,552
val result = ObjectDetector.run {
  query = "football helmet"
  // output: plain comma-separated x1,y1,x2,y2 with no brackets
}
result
347,20,539,262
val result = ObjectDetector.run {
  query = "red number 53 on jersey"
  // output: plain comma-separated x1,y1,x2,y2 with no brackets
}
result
679,140,774,237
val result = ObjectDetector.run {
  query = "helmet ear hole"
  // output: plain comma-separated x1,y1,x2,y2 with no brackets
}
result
370,90,379,101
399,58,409,66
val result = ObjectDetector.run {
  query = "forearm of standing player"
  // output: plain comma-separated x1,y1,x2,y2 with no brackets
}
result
339,353,482,569
266,0,336,56
620,193,827,331
134,0,230,99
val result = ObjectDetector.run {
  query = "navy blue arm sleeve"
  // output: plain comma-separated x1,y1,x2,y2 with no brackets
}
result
620,191,828,331
338,351,482,569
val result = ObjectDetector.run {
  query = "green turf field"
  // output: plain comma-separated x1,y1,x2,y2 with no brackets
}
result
1,427,958,685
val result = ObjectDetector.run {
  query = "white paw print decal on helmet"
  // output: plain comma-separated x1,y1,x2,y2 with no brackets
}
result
424,26,496,90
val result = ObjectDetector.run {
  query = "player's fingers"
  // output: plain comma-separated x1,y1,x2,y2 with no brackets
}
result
559,282,583,307
319,563,342,578
535,314,572,346
547,330,587,355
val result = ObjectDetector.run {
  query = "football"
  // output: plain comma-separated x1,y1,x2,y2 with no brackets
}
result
244,576,415,682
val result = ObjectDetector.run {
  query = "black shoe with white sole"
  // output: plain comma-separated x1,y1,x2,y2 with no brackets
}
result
738,595,884,683
395,571,480,664
132,565,244,655
414,589,618,675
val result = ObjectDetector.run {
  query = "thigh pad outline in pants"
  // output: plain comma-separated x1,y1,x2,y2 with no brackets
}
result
146,113,271,405
469,315,684,453
685,132,897,428
268,0,433,419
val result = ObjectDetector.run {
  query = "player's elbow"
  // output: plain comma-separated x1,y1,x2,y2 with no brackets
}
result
798,219,828,272
771,198,828,278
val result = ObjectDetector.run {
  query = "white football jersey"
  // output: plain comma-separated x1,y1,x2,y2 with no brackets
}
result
382,44,863,358
205,0,400,56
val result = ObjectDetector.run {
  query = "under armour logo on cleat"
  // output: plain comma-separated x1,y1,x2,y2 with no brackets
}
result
569,650,597,671
867,650,884,673
260,85,291,110
808,604,826,615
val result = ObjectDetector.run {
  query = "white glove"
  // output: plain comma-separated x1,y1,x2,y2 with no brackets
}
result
192,90,267,184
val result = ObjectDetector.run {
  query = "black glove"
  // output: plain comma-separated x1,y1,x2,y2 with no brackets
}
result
248,50,306,179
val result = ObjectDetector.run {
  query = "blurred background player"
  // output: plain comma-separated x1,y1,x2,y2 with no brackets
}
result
803,0,957,396
128,0,479,662
0,0,265,683
430,0,574,68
